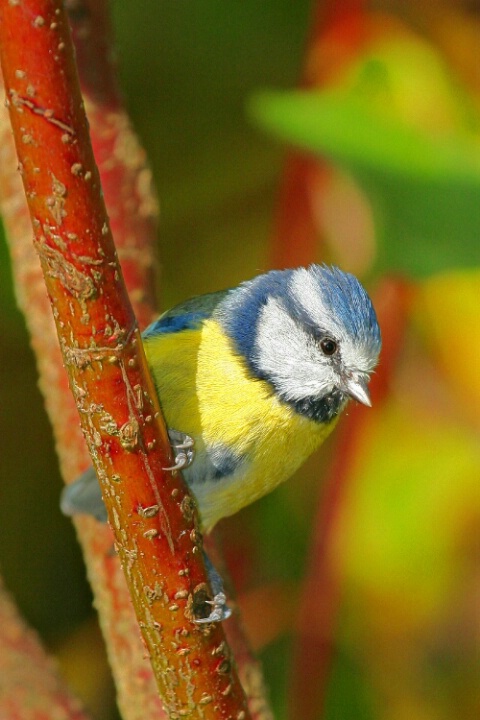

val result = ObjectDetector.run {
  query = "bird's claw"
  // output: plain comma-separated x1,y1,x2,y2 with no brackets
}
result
163,429,195,471
193,551,232,623
194,592,232,624
162,452,190,471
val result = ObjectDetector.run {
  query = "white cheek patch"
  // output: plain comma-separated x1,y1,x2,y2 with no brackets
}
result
341,340,378,374
254,297,336,401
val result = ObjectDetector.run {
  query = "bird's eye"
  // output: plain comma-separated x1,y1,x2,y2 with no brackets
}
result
320,337,337,356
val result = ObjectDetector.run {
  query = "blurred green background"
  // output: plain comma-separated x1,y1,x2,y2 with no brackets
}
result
1,2,479,719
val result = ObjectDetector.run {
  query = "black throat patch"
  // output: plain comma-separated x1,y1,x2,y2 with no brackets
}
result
281,387,347,424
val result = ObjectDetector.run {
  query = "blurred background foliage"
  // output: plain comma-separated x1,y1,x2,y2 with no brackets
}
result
0,1,479,719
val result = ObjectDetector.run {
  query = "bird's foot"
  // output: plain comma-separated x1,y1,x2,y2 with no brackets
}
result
194,551,232,624
163,429,195,471
194,592,232,624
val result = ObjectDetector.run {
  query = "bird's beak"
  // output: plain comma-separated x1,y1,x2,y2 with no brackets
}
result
343,375,372,407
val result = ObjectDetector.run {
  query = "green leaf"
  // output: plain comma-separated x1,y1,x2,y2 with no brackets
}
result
249,90,480,276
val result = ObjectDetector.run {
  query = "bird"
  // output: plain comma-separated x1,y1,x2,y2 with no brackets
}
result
61,264,381,621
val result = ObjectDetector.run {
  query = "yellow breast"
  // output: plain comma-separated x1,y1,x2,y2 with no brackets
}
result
145,319,337,531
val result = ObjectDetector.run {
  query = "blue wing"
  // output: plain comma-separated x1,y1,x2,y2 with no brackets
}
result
61,467,107,522
142,290,229,338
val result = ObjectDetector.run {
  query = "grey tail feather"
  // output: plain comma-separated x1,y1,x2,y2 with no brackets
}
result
60,466,108,523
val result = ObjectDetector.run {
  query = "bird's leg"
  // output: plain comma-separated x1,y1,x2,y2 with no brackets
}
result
163,433,229,623
194,551,232,624
163,429,195,471
163,432,231,622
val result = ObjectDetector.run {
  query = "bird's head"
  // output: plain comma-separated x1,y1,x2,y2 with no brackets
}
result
217,265,381,423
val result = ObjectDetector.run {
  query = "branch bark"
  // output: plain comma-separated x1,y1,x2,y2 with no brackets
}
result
0,1,250,718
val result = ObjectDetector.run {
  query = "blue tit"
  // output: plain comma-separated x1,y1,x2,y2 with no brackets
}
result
61,265,380,619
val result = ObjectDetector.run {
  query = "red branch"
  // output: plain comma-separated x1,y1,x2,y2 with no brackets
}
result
67,3,272,717
65,0,158,331
0,579,92,720
0,57,169,720
0,1,250,718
